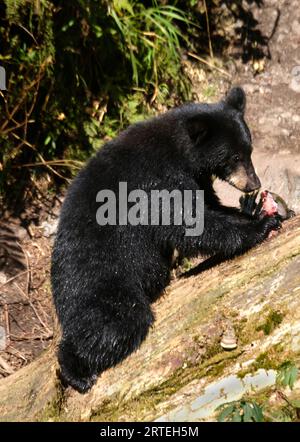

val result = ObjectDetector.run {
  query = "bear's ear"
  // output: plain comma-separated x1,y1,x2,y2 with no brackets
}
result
225,87,246,113
186,115,208,144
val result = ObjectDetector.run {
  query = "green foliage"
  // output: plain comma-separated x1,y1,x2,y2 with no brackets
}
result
276,362,299,390
217,400,264,422
108,2,191,87
0,0,198,205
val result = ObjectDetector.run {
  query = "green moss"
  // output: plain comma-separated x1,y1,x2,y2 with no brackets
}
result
204,350,242,378
180,258,194,272
237,307,286,348
254,352,278,371
236,354,275,380
204,340,223,360
90,344,292,422
90,340,242,422
37,380,66,422
202,85,217,99
237,344,292,380
256,310,284,336
90,367,190,422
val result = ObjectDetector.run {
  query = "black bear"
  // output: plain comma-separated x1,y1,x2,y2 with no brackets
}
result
51,87,281,393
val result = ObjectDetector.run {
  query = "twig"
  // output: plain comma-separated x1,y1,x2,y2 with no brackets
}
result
15,283,52,335
277,390,294,407
0,355,14,375
1,119,35,136
10,333,53,341
150,54,158,104
15,159,83,169
3,303,10,346
36,299,52,323
55,195,64,205
0,300,30,306
203,0,214,59
16,23,39,45
0,76,41,132
10,133,70,182
16,242,30,294
18,159,84,166
5,346,27,362
26,67,41,118
187,52,231,78
5,310,26,333
0,367,9,375
0,91,11,123
0,269,31,290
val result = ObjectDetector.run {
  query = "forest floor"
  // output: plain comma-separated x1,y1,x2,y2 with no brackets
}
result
0,0,299,379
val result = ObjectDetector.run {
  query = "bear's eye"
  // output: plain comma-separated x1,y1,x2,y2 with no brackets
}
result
232,154,240,162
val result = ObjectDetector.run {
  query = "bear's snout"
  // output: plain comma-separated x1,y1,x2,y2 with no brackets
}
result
227,163,261,193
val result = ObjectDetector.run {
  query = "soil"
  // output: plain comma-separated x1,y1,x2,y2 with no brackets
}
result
0,197,61,378
0,0,299,378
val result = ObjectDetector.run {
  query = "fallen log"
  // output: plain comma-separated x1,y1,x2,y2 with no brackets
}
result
0,216,299,421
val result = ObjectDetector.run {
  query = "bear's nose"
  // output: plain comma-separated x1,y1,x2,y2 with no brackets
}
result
246,173,261,192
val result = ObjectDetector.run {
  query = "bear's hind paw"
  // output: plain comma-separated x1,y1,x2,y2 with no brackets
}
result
58,369,98,394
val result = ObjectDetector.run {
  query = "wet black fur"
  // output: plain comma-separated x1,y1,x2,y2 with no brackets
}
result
51,88,281,392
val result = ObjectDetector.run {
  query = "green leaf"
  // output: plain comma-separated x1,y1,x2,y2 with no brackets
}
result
44,135,51,146
243,403,254,422
232,410,242,422
288,366,298,389
113,0,134,15
61,20,74,32
93,25,103,38
252,402,264,422
277,362,299,390
217,404,235,422
110,9,124,34
291,399,300,409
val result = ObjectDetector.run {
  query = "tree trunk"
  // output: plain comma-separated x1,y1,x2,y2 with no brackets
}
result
0,217,300,422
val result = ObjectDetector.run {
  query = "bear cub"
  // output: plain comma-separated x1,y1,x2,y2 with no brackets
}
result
51,87,281,393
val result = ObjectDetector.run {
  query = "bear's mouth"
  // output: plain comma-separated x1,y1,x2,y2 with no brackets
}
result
211,172,255,193
225,165,261,193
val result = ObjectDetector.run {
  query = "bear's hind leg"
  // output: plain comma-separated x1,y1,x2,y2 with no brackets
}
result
58,339,98,393
58,297,154,393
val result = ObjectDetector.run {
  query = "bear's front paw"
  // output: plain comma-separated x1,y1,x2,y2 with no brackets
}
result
259,215,282,238
239,191,260,217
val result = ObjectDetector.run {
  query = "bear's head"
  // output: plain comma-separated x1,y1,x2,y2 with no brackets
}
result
185,87,261,193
